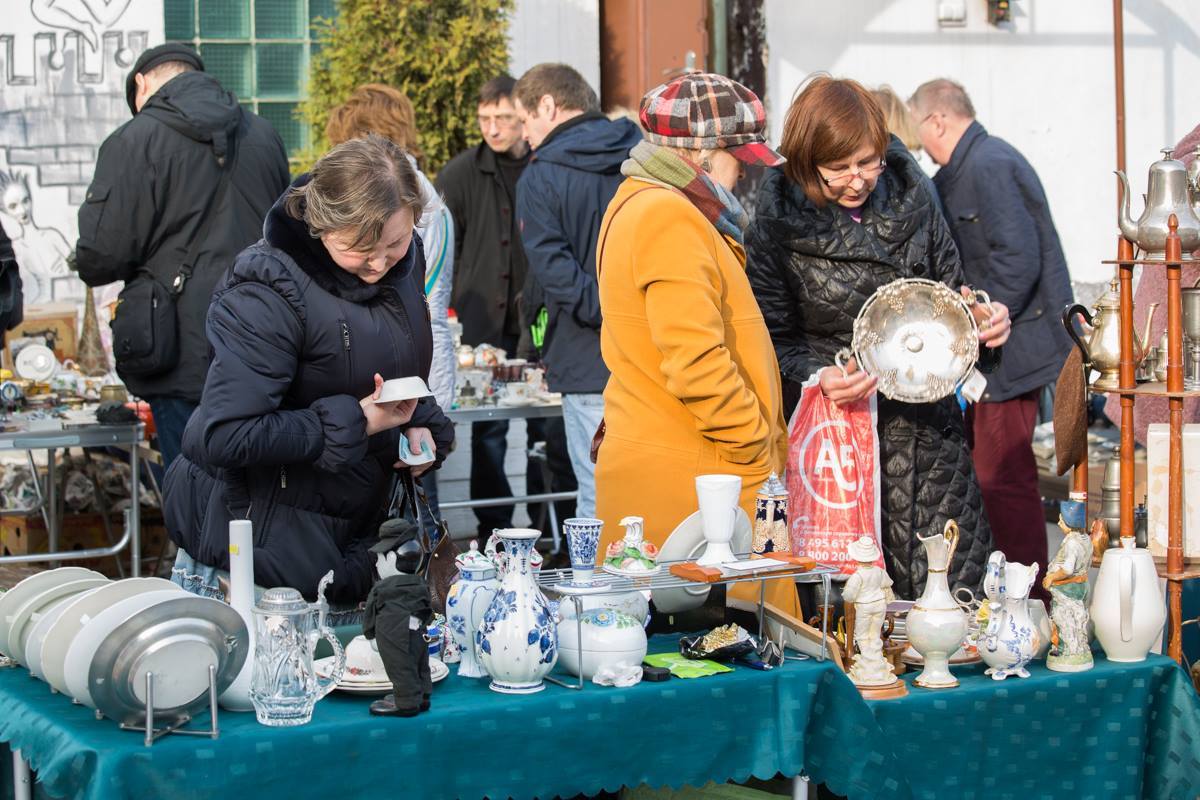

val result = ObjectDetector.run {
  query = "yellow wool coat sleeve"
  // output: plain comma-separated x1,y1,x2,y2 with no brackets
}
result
629,193,773,466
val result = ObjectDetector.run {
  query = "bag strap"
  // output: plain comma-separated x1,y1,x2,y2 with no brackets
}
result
170,143,236,297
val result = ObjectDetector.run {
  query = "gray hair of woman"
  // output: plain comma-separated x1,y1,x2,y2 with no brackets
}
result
284,133,427,251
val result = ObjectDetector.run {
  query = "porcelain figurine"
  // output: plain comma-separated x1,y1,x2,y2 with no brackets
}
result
1043,500,1094,672
906,520,968,689
1091,536,1167,662
604,516,659,573
446,541,500,679
979,551,1040,680
841,536,905,698
477,528,558,693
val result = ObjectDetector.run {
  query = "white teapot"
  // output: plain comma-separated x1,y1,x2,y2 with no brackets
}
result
1090,538,1166,662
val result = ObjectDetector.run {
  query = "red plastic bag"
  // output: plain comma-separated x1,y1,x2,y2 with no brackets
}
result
786,373,883,576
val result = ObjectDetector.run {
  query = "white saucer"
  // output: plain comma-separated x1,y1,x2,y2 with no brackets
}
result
652,508,752,614
318,655,448,693
602,563,661,578
552,578,613,595
6,577,109,666
0,567,106,657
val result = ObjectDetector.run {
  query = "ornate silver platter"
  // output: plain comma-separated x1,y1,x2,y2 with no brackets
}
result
839,278,985,403
88,596,248,726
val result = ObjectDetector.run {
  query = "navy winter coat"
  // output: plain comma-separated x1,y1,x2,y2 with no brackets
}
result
933,121,1074,402
517,112,642,393
163,178,454,605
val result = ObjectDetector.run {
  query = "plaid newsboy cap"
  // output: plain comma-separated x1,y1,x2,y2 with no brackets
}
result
638,72,785,167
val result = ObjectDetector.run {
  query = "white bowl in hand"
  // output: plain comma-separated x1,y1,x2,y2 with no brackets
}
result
374,376,433,404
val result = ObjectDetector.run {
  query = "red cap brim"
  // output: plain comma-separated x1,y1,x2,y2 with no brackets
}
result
728,141,785,167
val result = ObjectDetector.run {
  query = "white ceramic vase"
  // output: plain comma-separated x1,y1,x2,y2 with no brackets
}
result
477,529,558,693
1090,538,1167,662
695,474,741,566
446,543,500,679
978,552,1040,680
906,522,968,689
219,519,256,711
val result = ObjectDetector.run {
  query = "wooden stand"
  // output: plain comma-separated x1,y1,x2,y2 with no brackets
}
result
1101,218,1196,664
857,679,908,700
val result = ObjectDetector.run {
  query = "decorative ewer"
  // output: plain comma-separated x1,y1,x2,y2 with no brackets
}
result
978,551,1040,680
249,572,345,727
906,520,968,689
1043,500,1094,673
1116,148,1200,259
1090,536,1167,663
1064,277,1159,391
476,529,558,693
752,473,789,555
446,541,500,679
841,536,906,699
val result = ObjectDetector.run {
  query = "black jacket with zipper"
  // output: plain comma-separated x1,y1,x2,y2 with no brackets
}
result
163,177,454,605
75,70,290,401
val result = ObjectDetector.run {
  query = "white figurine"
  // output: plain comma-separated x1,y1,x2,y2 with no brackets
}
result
841,536,906,698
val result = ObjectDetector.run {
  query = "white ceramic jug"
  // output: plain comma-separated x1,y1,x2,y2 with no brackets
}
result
1090,538,1167,662
979,552,1040,680
906,520,968,689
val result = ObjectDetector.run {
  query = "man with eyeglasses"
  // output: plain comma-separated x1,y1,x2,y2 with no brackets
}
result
910,78,1074,602
437,75,575,537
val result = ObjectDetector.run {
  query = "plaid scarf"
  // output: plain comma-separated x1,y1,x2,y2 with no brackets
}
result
621,141,749,245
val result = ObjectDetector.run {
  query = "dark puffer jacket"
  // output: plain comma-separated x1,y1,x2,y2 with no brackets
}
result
746,138,994,598
163,178,454,605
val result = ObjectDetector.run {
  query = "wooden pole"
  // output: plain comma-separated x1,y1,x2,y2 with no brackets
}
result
1113,0,1127,179
1117,237,1136,540
1165,215,1184,664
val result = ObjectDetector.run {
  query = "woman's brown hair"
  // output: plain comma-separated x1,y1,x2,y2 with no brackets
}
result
325,83,424,168
778,75,889,207
284,133,426,251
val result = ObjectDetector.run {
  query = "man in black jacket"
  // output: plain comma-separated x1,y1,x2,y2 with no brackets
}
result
513,64,642,520
911,78,1073,598
75,44,290,468
437,75,574,536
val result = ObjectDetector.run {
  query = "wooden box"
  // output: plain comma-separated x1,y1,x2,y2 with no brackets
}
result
0,511,172,578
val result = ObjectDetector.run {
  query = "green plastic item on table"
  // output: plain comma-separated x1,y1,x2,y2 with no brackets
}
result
643,652,733,678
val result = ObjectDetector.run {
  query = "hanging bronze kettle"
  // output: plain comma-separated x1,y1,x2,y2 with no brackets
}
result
1064,276,1159,391
1116,149,1200,259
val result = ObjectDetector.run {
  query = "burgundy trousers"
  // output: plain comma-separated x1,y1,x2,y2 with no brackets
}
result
967,389,1050,603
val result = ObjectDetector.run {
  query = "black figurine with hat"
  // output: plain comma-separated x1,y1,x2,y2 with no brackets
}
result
362,515,435,717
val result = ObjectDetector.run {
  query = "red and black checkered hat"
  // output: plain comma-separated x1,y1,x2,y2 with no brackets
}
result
638,72,785,167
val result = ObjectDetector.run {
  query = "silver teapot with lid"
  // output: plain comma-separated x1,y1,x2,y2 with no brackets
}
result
249,571,345,727
1116,148,1200,259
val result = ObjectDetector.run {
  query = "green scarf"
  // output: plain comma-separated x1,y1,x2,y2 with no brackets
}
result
620,141,749,244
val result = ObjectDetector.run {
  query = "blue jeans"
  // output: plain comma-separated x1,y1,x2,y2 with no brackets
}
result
149,397,197,469
561,393,604,519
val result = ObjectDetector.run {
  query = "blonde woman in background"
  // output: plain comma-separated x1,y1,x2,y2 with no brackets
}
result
873,84,938,178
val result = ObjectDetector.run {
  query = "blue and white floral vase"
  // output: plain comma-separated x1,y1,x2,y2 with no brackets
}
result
476,528,557,693
447,541,500,679
564,517,604,585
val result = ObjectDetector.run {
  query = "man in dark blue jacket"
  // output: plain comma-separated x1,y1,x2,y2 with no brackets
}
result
513,64,642,519
912,78,1073,599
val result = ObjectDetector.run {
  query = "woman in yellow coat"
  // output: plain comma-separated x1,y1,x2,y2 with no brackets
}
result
594,73,801,618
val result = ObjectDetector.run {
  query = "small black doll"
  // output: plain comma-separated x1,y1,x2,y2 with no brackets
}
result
363,518,434,717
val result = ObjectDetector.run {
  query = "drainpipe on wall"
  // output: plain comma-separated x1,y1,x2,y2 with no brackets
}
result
709,0,728,76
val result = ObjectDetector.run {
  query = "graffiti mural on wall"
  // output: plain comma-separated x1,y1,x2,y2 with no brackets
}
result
0,0,160,320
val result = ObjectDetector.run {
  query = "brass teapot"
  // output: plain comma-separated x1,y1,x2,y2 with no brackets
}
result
1064,277,1159,391
1116,149,1200,259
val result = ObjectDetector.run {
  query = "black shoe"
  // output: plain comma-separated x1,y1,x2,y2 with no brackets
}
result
420,699,430,711
369,693,421,718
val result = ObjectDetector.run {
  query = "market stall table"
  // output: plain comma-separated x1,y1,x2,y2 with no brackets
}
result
867,654,1200,800
0,635,909,800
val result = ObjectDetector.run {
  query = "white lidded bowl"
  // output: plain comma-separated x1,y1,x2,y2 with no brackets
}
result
556,608,647,680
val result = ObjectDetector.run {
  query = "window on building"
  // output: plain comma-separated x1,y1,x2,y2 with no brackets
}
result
163,0,336,157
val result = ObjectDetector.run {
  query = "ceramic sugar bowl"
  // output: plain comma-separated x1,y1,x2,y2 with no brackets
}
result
557,608,648,680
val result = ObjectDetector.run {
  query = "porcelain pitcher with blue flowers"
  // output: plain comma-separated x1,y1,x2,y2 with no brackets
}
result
476,528,557,693
979,551,1040,680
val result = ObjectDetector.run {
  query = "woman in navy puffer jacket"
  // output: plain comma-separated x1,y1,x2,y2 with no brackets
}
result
165,134,454,607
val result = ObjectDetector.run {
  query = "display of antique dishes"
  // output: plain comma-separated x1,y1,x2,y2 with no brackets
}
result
837,277,985,403
0,569,248,730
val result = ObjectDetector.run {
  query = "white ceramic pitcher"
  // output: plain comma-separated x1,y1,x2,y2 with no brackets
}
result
907,520,968,689
1090,538,1166,662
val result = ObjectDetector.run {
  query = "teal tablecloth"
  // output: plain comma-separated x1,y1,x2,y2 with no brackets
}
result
868,654,1200,800
0,637,906,800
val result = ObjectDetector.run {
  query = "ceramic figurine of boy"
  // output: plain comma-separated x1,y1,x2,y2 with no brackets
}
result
363,518,435,717
841,536,906,698
1043,500,1094,673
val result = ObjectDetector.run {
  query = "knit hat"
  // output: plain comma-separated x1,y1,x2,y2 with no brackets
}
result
638,72,784,167
126,43,206,116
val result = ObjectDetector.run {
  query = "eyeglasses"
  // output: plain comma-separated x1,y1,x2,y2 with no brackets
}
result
818,160,886,188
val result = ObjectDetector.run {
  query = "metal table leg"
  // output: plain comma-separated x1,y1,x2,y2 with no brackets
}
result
792,774,810,800
12,749,31,800
129,441,140,577
46,449,58,569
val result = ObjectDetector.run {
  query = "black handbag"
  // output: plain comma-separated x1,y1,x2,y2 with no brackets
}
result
111,158,232,379
386,470,458,615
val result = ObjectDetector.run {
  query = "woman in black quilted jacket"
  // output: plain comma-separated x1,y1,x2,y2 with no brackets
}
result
746,76,1010,598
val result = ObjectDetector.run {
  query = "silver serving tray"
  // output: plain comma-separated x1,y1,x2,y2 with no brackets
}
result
88,596,248,726
842,278,983,403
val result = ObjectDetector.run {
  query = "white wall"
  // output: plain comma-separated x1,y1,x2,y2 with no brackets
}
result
764,0,1200,283
509,0,601,91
